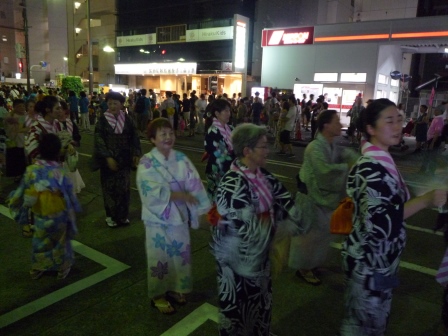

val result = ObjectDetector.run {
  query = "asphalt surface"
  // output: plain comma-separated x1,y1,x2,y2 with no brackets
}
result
0,127,447,336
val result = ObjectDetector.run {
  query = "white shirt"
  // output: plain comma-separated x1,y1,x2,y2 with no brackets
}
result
195,99,207,113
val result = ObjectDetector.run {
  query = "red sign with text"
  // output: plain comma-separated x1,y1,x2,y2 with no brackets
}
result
262,27,314,47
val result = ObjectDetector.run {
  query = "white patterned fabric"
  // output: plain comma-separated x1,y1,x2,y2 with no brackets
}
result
340,155,410,335
136,148,211,298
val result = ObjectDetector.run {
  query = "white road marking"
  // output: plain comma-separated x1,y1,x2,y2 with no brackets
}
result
0,205,130,329
160,303,218,336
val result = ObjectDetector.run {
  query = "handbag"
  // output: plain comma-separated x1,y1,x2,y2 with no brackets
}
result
66,151,78,172
330,197,354,235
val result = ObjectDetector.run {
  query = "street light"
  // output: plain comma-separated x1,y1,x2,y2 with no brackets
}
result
103,45,114,52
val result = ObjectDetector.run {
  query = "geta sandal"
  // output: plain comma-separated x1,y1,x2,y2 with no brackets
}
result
296,270,321,286
151,298,176,315
22,224,33,238
166,291,187,305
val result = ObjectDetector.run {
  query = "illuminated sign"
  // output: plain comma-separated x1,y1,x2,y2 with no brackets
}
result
114,63,197,75
186,27,233,42
116,34,156,47
233,14,249,73
262,27,314,47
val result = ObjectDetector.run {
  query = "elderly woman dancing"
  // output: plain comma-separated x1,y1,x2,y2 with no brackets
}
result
137,118,211,314
211,123,308,335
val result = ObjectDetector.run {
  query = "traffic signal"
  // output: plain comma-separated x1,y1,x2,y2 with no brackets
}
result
18,61,23,72
161,49,166,55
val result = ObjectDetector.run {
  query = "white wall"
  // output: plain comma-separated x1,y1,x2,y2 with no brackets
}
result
375,44,404,102
261,42,379,98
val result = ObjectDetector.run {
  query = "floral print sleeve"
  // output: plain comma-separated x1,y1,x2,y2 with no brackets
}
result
344,157,406,271
204,125,235,199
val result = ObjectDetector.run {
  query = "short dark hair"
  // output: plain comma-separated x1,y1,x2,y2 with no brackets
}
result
317,109,338,132
35,95,60,117
106,91,125,104
39,133,61,161
211,99,231,117
420,104,428,111
147,118,173,140
358,98,396,141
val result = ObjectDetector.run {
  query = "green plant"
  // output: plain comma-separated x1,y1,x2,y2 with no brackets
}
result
61,76,84,95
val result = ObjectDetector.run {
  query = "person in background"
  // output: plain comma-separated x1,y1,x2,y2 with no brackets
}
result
8,133,81,280
4,99,28,182
136,118,210,314
160,91,176,127
92,91,141,228
251,96,263,125
413,104,429,153
24,99,37,128
59,101,84,194
67,91,79,124
277,96,297,158
340,99,447,335
195,93,207,134
289,109,358,285
188,91,197,137
78,91,90,130
420,107,445,174
181,93,190,130
204,99,235,200
211,123,307,335
26,96,61,162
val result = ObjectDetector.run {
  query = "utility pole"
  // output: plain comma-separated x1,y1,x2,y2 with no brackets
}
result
21,0,31,92
87,0,93,94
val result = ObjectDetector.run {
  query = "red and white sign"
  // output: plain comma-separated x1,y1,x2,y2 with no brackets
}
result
262,27,314,47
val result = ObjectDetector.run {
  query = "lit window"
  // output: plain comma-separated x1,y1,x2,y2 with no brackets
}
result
391,79,399,87
340,73,367,82
378,74,388,84
314,73,338,82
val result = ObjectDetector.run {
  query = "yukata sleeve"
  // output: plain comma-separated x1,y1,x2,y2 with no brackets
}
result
348,161,405,260
213,172,272,277
25,124,41,161
93,119,113,159
183,156,211,216
307,142,349,193
265,170,310,235
8,166,35,225
136,158,171,220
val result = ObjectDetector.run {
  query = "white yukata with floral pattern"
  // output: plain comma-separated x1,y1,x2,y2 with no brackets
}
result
136,148,211,298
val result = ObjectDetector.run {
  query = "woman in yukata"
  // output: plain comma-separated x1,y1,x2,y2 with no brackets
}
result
58,101,84,194
204,99,235,200
92,91,141,228
211,123,308,336
340,99,447,335
9,133,81,280
289,109,358,285
136,118,211,315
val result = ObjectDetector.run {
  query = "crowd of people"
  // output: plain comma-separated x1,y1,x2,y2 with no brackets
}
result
1,82,448,335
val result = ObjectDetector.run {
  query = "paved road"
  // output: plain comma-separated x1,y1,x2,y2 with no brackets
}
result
0,129,447,335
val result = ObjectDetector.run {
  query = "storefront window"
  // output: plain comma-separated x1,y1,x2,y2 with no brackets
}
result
340,73,367,82
314,73,338,81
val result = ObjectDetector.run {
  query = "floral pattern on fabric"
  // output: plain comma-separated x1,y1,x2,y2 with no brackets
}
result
8,161,80,273
204,123,235,200
340,156,409,336
137,148,211,299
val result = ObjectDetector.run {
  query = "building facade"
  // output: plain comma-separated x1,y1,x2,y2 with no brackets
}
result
114,0,256,97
